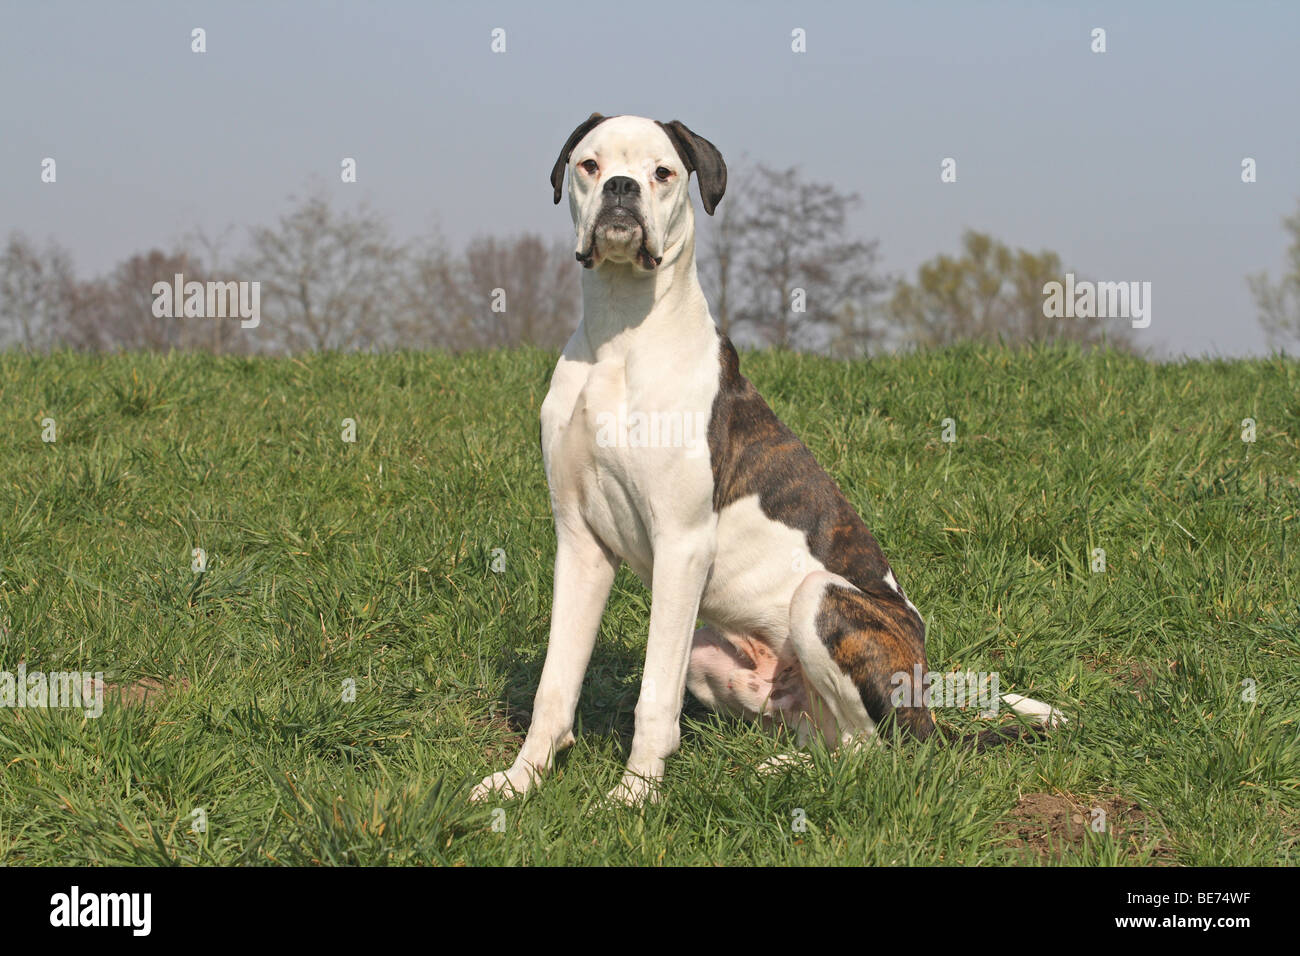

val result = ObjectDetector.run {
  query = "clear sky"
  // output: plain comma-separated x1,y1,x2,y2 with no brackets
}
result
3,0,1297,356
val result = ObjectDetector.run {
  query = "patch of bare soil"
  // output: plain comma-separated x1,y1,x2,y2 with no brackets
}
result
999,792,1173,862
97,675,190,707
468,702,528,767
1081,655,1179,704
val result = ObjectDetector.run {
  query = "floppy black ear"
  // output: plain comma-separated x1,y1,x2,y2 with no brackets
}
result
551,113,608,204
656,120,727,215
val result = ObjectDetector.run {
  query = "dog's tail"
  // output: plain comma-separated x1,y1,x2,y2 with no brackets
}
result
939,722,1051,751
881,685,1066,750
798,575,1066,750
936,691,1067,750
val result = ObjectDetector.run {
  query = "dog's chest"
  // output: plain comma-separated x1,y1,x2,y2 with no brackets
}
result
542,350,717,580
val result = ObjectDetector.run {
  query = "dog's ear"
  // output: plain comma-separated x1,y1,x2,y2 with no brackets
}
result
657,120,727,215
551,113,608,204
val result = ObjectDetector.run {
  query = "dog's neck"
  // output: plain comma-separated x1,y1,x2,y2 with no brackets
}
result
578,213,715,362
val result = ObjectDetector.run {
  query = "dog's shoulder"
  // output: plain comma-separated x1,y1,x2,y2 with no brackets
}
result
706,335,894,590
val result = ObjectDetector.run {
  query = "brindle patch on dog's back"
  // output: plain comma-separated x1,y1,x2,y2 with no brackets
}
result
707,336,893,591
707,335,935,735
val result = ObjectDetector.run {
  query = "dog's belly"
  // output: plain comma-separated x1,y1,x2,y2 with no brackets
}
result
699,494,827,653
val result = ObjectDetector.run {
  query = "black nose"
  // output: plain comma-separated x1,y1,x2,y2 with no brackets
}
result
603,175,639,198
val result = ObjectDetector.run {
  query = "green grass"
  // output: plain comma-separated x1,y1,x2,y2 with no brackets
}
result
0,343,1297,865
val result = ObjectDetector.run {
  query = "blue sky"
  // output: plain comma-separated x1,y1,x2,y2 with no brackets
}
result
3,0,1297,355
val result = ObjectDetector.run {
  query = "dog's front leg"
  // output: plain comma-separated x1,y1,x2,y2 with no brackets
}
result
609,532,715,806
472,520,619,801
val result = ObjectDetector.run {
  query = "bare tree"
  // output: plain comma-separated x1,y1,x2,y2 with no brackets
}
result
59,277,114,351
698,165,887,353
243,193,405,352
0,233,76,349
696,159,750,337
1248,199,1300,350
396,232,475,349
91,249,201,351
182,225,246,354
460,234,579,349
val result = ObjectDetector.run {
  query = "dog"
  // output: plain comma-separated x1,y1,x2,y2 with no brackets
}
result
472,114,1063,805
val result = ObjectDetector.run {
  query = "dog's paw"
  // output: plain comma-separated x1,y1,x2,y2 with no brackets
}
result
605,772,660,808
755,752,812,776
470,765,536,802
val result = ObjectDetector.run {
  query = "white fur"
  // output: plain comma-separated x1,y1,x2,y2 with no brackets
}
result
473,118,720,805
882,569,922,619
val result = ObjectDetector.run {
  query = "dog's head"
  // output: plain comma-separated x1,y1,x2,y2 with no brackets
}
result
550,114,727,273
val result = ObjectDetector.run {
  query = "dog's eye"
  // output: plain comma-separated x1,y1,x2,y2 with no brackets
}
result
655,166,673,182
581,159,599,174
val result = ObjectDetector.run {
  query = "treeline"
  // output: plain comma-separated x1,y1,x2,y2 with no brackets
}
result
0,196,579,354
1,163,1164,355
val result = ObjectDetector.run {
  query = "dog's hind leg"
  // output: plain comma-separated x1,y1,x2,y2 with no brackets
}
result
686,625,826,775
787,570,937,747
688,570,941,771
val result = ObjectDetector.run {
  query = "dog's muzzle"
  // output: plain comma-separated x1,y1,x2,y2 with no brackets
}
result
577,176,662,271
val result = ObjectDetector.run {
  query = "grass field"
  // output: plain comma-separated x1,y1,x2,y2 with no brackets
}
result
0,344,1297,865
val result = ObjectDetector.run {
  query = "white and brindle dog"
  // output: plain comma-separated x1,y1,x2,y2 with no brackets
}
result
473,113,1063,806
